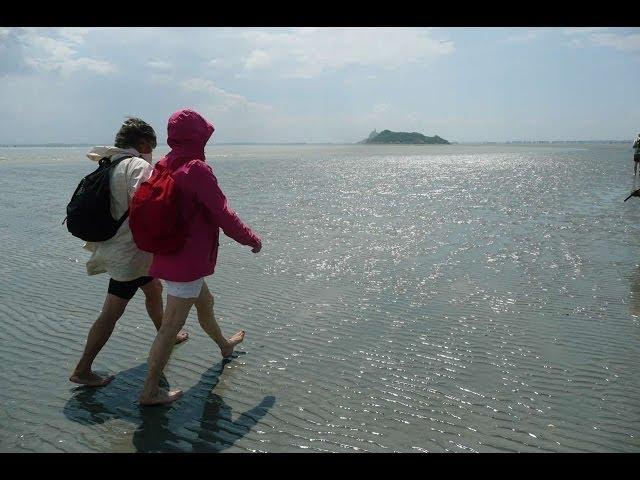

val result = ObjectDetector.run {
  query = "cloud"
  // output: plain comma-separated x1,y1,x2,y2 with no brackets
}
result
209,58,227,67
56,27,95,44
174,77,280,142
178,77,274,114
65,58,117,74
565,28,640,53
562,27,608,35
239,27,455,78
6,28,118,76
150,73,174,85
146,59,172,70
244,49,272,70
172,76,391,143
504,30,541,44
372,103,391,114
589,32,640,52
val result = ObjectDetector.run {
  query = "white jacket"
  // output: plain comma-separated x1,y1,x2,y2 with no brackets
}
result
82,146,153,282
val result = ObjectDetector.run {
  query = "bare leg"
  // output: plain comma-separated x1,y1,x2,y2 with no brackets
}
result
139,294,194,406
140,279,188,344
70,294,128,387
195,282,245,358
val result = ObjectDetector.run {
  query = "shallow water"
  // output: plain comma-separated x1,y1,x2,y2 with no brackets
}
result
0,143,639,452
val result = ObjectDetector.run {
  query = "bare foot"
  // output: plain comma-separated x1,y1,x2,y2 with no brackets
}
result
69,371,115,387
220,330,245,358
139,389,183,406
175,329,189,345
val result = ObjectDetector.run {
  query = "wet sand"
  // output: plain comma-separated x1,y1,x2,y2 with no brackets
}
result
0,144,639,452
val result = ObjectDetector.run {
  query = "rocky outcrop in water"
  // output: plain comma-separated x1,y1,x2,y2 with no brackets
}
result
359,129,450,144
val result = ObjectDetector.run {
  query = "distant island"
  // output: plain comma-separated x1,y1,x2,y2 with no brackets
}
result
359,129,450,145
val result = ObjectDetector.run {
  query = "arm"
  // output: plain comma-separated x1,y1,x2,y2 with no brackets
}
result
190,161,261,249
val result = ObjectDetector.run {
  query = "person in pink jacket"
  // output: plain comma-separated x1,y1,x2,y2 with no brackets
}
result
139,109,262,406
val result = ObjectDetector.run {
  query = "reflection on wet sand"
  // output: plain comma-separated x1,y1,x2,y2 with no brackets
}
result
630,266,640,317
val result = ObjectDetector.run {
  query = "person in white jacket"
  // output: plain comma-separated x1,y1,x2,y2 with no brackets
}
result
634,133,640,174
70,118,188,387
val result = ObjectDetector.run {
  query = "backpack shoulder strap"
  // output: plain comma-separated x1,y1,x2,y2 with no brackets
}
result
97,154,135,169
109,154,136,225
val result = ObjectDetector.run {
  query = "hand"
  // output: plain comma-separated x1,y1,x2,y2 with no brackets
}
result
633,190,640,197
252,240,262,253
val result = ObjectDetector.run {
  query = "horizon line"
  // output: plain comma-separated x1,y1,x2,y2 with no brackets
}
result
0,139,635,147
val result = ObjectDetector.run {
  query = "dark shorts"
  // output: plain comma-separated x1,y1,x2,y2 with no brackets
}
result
108,276,154,300
635,153,640,163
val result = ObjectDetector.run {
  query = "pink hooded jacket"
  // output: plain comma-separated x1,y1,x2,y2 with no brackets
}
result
148,109,261,282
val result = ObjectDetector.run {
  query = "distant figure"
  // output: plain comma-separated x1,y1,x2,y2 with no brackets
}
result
137,109,262,406
634,133,640,176
69,118,188,388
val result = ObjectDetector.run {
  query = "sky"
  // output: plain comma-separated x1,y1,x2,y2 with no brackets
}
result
1,27,639,144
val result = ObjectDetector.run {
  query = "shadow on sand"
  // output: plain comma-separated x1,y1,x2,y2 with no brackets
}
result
63,354,275,452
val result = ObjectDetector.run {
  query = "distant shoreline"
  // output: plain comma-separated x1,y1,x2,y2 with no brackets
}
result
0,140,633,148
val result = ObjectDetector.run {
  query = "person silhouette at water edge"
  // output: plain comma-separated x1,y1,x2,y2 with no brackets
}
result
633,133,640,176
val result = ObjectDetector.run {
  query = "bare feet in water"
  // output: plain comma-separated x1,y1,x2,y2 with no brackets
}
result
139,389,183,406
69,371,115,387
175,329,189,344
220,330,245,358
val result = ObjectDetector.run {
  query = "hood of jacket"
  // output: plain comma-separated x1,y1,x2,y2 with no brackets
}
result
165,109,215,166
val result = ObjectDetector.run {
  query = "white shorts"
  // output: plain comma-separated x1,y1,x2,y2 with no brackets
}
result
164,278,204,299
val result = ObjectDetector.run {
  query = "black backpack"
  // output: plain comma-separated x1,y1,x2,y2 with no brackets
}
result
64,155,134,241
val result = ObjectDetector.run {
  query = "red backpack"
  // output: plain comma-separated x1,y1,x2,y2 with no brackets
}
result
130,159,186,254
